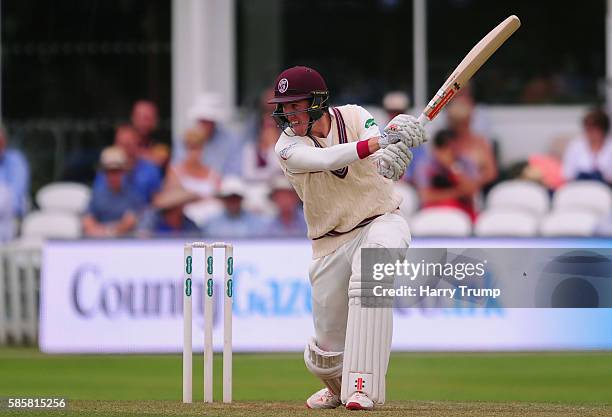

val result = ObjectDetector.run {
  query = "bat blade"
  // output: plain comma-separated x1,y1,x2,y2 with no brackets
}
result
418,15,521,125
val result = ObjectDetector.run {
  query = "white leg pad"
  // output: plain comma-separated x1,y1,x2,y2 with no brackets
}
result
304,338,343,396
341,297,393,405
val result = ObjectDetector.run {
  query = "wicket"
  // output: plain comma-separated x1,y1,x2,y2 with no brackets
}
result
183,241,233,404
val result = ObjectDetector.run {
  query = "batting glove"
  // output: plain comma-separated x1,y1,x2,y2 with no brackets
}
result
383,114,427,148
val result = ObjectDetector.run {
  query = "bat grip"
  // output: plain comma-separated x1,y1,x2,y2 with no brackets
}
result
417,113,430,127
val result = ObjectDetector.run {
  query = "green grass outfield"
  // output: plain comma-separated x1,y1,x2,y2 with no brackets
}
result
0,348,611,416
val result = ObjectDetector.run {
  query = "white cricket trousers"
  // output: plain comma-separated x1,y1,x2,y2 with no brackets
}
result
308,212,411,352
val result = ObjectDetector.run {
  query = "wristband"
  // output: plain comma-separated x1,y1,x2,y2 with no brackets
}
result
356,140,372,159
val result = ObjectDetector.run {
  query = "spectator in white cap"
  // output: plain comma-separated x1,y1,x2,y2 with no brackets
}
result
82,146,145,238
186,92,244,176
265,176,307,237
382,91,410,123
201,176,267,238
92,124,162,203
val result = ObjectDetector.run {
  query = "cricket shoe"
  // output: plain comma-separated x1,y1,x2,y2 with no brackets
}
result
305,388,341,409
345,391,374,410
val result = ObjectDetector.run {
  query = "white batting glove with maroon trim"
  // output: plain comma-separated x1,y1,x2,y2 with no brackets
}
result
375,141,413,181
381,114,427,148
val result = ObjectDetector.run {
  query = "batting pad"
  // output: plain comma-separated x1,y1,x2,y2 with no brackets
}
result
304,338,343,396
341,296,393,404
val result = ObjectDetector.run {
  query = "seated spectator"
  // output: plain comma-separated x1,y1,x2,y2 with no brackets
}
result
201,177,267,238
265,176,307,237
414,129,480,221
166,128,221,195
165,128,222,226
0,183,16,242
442,83,493,138
139,185,200,236
94,124,162,203
131,100,170,169
0,126,30,218
188,92,244,176
242,88,283,182
518,136,569,192
82,146,145,238
132,100,159,151
562,108,612,184
446,96,498,188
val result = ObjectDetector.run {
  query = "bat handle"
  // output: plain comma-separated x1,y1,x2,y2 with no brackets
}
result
417,113,430,127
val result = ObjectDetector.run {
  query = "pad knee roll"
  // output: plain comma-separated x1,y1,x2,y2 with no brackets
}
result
304,338,343,396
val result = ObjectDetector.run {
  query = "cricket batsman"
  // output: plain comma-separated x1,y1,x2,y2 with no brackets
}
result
269,66,426,410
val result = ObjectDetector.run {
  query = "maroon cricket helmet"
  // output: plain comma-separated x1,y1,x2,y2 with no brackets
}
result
269,66,328,104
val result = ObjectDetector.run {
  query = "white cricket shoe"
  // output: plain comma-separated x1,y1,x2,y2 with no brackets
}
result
345,391,374,410
305,388,342,409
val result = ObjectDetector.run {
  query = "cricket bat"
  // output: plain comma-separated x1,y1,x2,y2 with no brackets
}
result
417,15,521,126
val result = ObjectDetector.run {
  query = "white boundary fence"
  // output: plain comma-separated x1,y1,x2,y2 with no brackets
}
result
0,244,41,345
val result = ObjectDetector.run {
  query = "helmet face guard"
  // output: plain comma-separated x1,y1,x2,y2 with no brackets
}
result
271,91,329,136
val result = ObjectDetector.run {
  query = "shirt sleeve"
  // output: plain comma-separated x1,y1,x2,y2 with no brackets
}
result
355,106,382,141
275,136,361,174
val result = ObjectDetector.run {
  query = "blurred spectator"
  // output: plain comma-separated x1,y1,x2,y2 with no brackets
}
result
414,129,479,221
242,88,283,182
165,128,222,226
562,108,612,184
383,91,410,121
131,100,170,169
0,126,30,217
188,92,244,176
139,186,200,236
446,96,498,188
519,136,569,192
442,84,493,138
131,100,159,149
381,91,425,183
266,176,307,237
94,125,162,203
0,183,16,242
520,75,556,104
82,146,144,238
201,177,267,238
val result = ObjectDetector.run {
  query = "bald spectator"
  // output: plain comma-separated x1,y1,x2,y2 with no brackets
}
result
93,125,162,203
563,108,612,184
131,100,159,148
187,93,244,176
82,147,144,238
131,100,170,169
0,126,30,218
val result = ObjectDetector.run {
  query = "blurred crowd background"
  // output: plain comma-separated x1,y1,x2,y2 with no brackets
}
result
1,0,611,244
